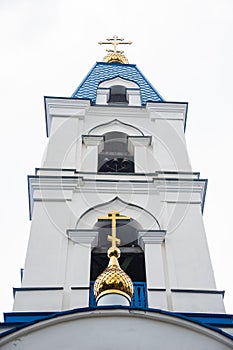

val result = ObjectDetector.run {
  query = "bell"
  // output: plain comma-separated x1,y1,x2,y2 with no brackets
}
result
121,158,130,170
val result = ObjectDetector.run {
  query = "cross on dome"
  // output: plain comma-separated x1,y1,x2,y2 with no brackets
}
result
94,210,134,304
98,35,132,64
98,35,132,54
98,209,130,248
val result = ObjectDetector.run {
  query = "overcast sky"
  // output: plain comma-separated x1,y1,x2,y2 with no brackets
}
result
0,0,233,318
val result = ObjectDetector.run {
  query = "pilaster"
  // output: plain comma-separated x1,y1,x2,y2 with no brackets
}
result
81,135,104,172
138,230,167,309
128,136,152,172
66,230,98,309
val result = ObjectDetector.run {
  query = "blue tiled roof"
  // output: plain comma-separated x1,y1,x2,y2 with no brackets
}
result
72,62,164,105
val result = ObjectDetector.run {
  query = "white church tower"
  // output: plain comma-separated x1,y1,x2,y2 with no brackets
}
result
1,36,233,349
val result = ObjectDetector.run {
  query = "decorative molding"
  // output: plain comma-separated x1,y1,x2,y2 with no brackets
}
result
98,76,139,89
128,136,152,147
88,105,149,118
28,175,207,220
44,97,90,137
138,230,166,250
82,135,104,146
88,118,144,136
146,102,188,131
67,229,98,248
75,196,161,230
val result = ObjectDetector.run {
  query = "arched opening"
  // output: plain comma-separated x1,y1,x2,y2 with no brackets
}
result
94,217,139,249
108,85,128,104
90,249,146,283
98,131,134,173
96,77,141,106
90,216,147,307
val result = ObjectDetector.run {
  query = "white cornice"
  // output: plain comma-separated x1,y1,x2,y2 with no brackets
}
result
146,102,187,128
29,176,206,196
128,136,151,147
28,175,207,219
82,135,104,146
88,105,148,118
45,98,90,137
67,229,98,247
138,230,166,249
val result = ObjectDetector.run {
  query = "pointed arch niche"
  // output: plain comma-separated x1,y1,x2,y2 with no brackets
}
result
69,198,166,308
96,77,141,106
88,118,144,137
82,119,149,173
98,131,134,172
74,198,161,284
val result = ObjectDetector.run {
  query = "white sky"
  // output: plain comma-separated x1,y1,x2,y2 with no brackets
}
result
0,0,232,319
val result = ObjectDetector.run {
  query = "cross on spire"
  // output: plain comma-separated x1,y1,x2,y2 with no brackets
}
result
98,210,131,248
98,35,132,55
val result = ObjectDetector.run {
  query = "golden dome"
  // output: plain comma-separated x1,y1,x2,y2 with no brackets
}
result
103,53,129,64
94,246,134,302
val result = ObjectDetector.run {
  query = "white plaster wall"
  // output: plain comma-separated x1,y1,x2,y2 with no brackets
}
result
147,290,168,310
69,290,90,309
13,290,63,312
21,201,71,287
165,203,217,289
172,292,225,313
144,244,166,289
44,117,81,168
152,119,191,172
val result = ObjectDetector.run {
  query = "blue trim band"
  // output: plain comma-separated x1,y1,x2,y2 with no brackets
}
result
1,307,233,341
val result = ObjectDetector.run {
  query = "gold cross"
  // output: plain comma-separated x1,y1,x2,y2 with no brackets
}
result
98,35,132,54
98,210,130,248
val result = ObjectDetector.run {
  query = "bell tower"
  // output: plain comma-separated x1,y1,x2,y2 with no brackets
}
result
11,36,225,313
1,37,233,349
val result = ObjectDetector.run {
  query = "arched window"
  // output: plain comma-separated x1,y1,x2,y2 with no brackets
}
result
98,131,134,173
94,217,138,249
96,77,141,106
90,217,146,283
108,85,128,104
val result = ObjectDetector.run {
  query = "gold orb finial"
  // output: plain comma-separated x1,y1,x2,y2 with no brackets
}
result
98,35,132,64
94,210,134,303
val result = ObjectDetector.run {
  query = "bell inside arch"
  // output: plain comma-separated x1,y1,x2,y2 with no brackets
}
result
98,132,134,173
108,85,128,104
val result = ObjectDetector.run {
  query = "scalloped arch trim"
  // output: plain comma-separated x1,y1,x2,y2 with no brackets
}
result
88,119,144,136
75,196,161,230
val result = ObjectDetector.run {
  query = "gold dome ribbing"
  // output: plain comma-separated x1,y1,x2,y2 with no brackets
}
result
103,53,129,64
94,246,134,302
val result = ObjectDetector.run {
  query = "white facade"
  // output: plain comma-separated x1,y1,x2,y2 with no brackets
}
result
12,96,225,313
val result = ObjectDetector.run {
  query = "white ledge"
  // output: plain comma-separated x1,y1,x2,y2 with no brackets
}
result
82,135,104,146
67,229,98,248
138,230,166,249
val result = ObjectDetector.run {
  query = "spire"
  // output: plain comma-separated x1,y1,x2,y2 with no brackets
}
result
94,210,134,305
98,35,132,64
